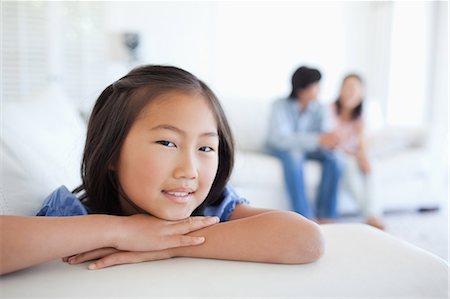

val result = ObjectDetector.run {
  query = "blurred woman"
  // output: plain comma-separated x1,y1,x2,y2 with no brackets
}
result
332,74,385,230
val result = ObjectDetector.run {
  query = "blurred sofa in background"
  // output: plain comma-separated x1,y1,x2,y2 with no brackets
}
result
224,98,440,215
1,86,86,215
0,87,440,217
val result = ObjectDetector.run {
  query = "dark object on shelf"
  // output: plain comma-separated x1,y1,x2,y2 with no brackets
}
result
417,206,440,213
123,33,140,62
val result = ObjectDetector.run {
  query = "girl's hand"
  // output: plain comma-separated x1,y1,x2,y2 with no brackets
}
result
63,214,220,268
64,248,173,270
112,214,219,252
63,248,120,264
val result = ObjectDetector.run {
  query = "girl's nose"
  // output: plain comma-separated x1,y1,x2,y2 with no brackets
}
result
173,153,198,179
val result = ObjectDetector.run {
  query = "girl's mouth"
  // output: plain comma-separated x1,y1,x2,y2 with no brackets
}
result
162,190,194,204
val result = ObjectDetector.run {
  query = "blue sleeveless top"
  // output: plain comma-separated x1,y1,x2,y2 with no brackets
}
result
36,185,249,222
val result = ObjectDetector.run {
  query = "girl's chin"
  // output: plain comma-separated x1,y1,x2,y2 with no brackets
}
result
155,210,195,221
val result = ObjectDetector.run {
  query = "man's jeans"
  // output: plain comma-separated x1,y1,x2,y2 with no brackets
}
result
270,149,342,219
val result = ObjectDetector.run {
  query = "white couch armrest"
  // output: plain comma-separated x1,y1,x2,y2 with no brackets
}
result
1,224,447,297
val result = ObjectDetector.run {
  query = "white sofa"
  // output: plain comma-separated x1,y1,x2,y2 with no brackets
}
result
1,87,448,297
1,224,448,298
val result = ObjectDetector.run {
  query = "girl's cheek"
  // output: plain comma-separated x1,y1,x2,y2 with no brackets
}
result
202,159,219,182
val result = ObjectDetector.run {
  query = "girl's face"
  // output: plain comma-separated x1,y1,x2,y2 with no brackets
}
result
339,77,363,109
115,91,219,220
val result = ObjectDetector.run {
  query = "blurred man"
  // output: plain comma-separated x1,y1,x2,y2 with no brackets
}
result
266,66,341,222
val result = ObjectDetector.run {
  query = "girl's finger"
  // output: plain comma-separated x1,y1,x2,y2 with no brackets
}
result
62,255,75,263
88,250,171,270
68,248,119,265
157,234,206,250
170,216,219,235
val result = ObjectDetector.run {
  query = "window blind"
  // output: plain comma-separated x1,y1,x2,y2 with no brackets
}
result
1,1,106,109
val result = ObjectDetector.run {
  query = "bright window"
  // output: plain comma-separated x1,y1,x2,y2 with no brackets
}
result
386,2,433,126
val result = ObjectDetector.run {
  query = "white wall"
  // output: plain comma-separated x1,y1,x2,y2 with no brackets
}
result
105,2,216,87
3,1,446,130
104,1,373,104
427,1,449,196
386,2,434,126
213,2,346,101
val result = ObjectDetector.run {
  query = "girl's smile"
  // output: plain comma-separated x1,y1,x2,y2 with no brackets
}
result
162,187,196,204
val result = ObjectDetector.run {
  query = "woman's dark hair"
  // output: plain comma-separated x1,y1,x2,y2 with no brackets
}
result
73,65,235,215
334,73,364,120
289,66,322,99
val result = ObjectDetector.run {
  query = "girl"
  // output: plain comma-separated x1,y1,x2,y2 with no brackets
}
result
332,74,385,230
1,65,323,275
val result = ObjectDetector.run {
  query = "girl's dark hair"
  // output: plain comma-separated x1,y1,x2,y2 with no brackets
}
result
289,66,322,99
334,73,364,120
73,65,235,215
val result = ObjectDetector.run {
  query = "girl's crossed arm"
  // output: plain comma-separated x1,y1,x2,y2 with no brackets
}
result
0,214,218,275
173,206,324,263
70,206,324,269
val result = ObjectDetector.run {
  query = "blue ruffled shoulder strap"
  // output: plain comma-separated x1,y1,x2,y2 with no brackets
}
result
203,185,249,222
36,185,88,216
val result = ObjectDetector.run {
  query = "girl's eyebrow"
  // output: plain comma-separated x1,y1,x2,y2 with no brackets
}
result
150,124,218,138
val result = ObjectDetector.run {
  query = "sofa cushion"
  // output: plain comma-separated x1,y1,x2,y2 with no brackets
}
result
0,86,86,215
223,98,271,152
230,151,321,210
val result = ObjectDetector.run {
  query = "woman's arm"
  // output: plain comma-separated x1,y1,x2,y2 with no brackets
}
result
0,214,218,275
355,122,371,174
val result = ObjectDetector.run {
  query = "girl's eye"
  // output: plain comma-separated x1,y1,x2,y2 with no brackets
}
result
199,146,215,152
156,141,176,148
